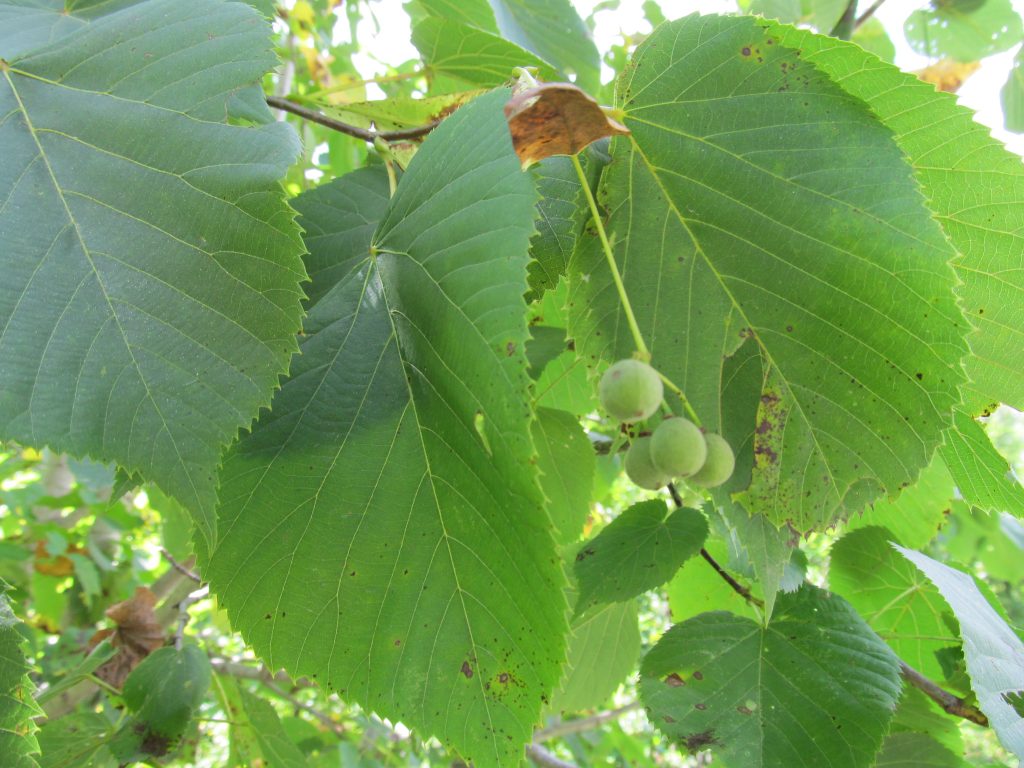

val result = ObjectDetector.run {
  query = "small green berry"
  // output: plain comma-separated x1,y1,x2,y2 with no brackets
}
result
650,418,707,478
624,436,671,490
688,433,735,488
598,359,663,423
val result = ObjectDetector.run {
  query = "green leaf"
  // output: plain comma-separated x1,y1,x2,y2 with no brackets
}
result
217,675,308,768
941,409,1024,518
533,349,595,416
943,503,1024,581
769,25,1024,413
896,547,1024,761
0,0,140,58
412,17,556,90
1002,48,1024,133
904,0,1023,61
207,92,567,767
487,0,600,91
533,407,594,545
640,585,901,767
291,166,391,311
527,157,582,300
35,639,115,706
570,15,966,530
747,0,802,24
110,645,211,763
847,454,955,548
874,732,966,768
415,0,600,90
719,504,794,622
0,0,306,555
574,501,707,615
550,600,640,714
526,326,569,379
748,0,847,31
324,91,484,132
0,586,41,768
415,0,500,31
829,526,959,681
852,17,896,63
36,712,114,768
890,686,964,756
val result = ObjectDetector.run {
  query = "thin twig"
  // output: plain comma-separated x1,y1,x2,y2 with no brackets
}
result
855,0,887,29
260,677,347,735
699,548,764,608
160,547,201,583
174,585,209,650
829,0,858,39
666,483,765,608
899,661,989,727
266,95,441,141
535,702,641,742
526,743,577,768
211,658,346,734
209,657,313,687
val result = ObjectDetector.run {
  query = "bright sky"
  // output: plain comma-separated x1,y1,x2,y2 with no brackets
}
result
341,0,1024,157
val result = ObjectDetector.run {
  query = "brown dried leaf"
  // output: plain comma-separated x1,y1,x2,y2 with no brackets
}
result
504,83,629,168
33,540,77,577
915,59,981,92
89,587,164,688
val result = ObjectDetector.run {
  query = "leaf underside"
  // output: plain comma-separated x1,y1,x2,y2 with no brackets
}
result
207,91,567,767
0,0,306,555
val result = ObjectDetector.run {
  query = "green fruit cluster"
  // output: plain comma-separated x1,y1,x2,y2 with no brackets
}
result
598,358,735,491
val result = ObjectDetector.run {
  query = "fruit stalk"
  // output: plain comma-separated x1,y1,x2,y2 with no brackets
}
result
571,153,701,425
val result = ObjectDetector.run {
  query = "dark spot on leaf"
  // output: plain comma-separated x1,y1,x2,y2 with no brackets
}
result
737,705,753,715
692,671,703,681
140,731,173,757
695,702,707,710
575,548,596,562
664,715,676,723
499,672,510,684
461,661,473,678
915,372,923,380
684,730,718,751
506,341,516,356
665,673,685,687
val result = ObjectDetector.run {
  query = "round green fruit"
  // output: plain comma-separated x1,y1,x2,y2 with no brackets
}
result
688,433,735,488
650,418,707,478
624,436,671,491
598,359,663,423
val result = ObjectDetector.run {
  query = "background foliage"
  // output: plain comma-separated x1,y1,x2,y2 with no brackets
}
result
2,0,1024,766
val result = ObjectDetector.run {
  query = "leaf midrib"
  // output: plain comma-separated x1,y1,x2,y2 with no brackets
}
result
373,251,503,766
